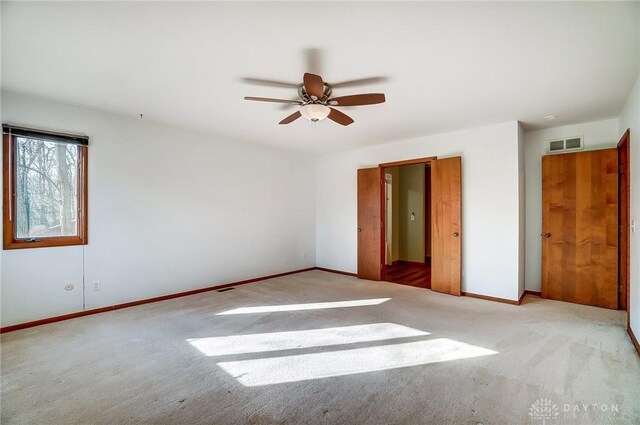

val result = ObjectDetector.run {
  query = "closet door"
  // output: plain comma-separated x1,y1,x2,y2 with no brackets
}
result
431,157,462,295
541,149,618,309
357,167,382,280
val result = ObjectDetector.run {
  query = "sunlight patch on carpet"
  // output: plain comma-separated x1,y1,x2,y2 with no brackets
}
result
187,323,429,356
215,298,391,315
218,338,498,386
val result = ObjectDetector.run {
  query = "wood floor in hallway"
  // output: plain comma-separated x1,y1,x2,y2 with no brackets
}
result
384,260,431,288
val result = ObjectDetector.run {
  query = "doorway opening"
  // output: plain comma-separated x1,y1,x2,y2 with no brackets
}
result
382,162,432,289
357,155,461,295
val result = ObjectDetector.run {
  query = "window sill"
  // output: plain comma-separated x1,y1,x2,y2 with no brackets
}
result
3,237,88,250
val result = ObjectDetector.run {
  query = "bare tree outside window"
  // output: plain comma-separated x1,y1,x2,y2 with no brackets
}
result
15,137,79,238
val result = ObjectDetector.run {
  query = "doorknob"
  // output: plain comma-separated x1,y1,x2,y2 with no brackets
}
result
453,232,459,238
358,228,362,233
543,232,551,238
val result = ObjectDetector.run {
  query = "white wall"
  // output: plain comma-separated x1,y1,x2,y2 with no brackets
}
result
523,118,620,292
316,121,523,301
1,91,316,326
619,74,640,338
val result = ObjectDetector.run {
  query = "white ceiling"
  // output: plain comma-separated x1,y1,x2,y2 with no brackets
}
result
2,1,639,154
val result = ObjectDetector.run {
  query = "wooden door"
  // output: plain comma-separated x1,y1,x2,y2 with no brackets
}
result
431,157,462,295
357,167,382,280
541,149,618,309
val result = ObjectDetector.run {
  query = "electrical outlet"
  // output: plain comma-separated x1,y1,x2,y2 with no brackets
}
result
64,283,74,291
302,252,307,259
93,281,102,291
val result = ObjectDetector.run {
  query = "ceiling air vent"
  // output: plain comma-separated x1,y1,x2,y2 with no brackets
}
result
548,136,584,153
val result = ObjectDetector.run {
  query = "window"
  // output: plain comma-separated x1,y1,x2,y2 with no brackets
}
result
3,125,88,249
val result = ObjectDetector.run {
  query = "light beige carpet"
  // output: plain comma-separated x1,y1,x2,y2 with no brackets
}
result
2,270,639,424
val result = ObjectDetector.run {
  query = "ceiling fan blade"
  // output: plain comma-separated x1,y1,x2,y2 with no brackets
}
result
279,111,302,125
303,73,325,99
241,77,300,88
331,77,388,89
329,93,386,106
244,96,303,105
279,100,302,110
327,108,354,126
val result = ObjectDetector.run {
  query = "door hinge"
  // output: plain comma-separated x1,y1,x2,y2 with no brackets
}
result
619,165,624,174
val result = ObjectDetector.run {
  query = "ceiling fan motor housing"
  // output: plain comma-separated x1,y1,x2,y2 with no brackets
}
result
298,83,332,103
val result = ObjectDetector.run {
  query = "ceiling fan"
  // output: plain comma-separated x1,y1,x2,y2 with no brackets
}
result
244,73,386,126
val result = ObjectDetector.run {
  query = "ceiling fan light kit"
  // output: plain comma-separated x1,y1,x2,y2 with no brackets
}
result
300,104,331,122
244,73,386,126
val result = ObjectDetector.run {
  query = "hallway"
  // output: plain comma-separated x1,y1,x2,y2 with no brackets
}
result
384,260,431,289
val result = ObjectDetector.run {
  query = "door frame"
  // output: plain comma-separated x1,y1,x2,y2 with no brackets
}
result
618,129,630,320
378,156,436,282
424,163,432,262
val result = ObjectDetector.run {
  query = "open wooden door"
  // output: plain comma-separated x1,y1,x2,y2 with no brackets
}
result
431,157,462,295
541,149,618,309
357,167,382,280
